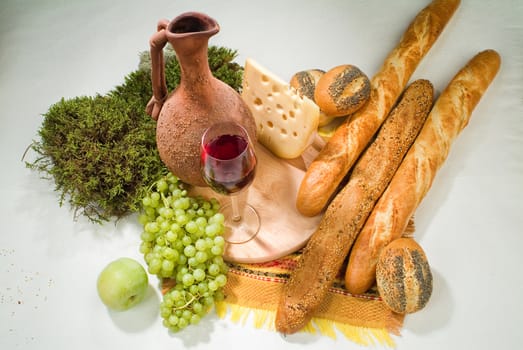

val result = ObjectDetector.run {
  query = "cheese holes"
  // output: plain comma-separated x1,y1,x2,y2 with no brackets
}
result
253,97,263,111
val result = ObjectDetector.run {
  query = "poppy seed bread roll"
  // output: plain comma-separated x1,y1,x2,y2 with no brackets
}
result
290,69,336,127
376,238,433,314
290,69,325,100
314,65,371,117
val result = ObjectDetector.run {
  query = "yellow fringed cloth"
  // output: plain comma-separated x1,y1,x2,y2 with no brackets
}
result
215,251,404,347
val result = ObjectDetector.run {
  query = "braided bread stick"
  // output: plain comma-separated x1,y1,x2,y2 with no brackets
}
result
296,0,460,217
275,79,434,334
345,49,501,295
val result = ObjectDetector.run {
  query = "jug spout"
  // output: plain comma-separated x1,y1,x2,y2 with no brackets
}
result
146,12,220,120
168,12,219,37
166,12,220,79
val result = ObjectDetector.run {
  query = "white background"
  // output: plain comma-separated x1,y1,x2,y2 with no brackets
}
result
1,0,522,349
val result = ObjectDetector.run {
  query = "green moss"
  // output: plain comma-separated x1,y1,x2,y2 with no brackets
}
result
26,46,244,223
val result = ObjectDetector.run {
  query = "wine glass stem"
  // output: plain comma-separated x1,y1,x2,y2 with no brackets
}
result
230,196,242,222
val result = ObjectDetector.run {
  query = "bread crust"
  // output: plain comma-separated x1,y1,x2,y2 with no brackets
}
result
344,49,501,295
289,69,335,127
290,69,325,100
314,65,371,117
296,0,461,217
376,238,433,314
275,79,434,334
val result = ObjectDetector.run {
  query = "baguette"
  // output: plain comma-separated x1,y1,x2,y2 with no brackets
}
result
275,79,434,334
344,49,501,295
296,0,460,217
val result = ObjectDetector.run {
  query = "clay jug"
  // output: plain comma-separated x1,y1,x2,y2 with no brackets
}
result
146,12,257,187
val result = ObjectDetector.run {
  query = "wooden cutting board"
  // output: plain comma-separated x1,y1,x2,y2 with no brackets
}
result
192,141,323,264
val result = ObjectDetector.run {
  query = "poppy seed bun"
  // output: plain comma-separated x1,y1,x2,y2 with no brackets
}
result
376,238,433,314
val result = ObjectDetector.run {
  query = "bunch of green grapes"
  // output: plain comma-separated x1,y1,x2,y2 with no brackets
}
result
138,172,228,332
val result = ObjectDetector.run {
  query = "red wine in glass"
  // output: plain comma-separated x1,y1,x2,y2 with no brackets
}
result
201,134,257,195
200,121,260,244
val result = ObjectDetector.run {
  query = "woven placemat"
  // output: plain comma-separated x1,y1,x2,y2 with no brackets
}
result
216,250,404,347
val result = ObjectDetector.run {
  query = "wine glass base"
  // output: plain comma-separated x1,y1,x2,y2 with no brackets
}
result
221,203,260,244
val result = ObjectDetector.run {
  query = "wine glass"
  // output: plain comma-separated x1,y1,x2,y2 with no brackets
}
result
200,121,260,244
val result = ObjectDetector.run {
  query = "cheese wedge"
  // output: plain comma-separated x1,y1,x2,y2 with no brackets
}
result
241,58,320,159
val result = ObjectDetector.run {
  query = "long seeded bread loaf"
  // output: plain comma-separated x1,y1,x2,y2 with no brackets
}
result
296,0,460,217
275,79,434,334
344,49,501,295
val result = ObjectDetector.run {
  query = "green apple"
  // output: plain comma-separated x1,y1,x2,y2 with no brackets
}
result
97,257,149,311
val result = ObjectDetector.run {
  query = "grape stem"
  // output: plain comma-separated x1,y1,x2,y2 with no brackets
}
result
160,192,170,208
174,293,198,310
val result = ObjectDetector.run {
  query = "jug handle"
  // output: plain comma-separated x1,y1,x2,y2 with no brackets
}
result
146,19,170,121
